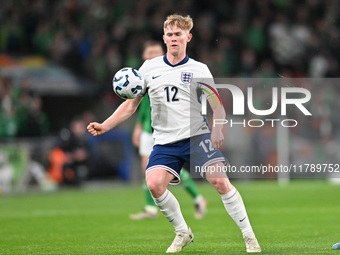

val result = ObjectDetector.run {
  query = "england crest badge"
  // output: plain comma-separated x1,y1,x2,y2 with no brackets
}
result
181,72,193,84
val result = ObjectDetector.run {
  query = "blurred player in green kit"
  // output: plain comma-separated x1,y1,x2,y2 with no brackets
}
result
130,40,207,220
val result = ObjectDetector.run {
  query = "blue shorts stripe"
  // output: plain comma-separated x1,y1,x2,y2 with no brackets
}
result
146,165,181,184
202,157,226,169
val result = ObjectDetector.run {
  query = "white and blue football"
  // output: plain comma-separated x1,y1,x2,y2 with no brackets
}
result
112,67,145,100
333,242,340,250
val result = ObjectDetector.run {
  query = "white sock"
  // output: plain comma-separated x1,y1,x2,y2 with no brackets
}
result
153,189,188,232
221,187,253,236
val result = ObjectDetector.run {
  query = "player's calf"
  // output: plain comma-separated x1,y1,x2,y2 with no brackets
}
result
205,162,234,194
206,176,233,195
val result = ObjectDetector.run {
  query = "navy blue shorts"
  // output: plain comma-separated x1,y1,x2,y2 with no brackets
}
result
146,133,228,184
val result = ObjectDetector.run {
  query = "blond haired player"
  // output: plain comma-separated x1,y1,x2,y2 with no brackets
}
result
88,14,261,253
130,41,207,220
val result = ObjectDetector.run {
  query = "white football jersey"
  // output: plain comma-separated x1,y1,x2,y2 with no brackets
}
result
139,55,217,145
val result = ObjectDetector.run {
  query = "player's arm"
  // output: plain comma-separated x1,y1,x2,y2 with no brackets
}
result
208,97,225,149
87,96,143,136
132,123,142,147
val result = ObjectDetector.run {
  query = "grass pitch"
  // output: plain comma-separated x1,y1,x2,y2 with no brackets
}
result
0,180,339,255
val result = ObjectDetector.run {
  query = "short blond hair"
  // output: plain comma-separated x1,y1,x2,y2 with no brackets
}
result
163,14,193,32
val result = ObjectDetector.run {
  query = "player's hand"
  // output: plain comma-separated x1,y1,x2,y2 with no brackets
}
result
211,127,224,150
87,122,107,136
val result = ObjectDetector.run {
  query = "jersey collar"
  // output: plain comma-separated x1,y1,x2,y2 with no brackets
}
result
163,54,189,67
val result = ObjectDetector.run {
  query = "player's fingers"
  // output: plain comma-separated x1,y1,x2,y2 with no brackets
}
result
213,141,218,150
87,127,95,134
87,124,98,136
213,139,222,149
87,123,94,130
88,122,100,129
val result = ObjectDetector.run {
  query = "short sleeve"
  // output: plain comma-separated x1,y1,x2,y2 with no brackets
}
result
199,64,220,100
138,60,150,78
138,60,150,96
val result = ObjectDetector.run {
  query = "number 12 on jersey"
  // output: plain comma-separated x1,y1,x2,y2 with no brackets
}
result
164,86,179,102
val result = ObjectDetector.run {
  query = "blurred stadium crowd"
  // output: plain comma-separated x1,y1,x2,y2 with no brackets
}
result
0,75,48,138
1,0,340,83
1,0,340,189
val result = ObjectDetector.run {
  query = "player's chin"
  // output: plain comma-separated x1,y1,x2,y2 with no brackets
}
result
169,48,179,55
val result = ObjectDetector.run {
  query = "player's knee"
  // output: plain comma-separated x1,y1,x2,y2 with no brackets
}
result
146,179,157,194
146,175,165,197
209,178,229,194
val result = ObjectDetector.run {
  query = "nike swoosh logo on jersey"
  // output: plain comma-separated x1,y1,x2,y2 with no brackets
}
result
152,75,161,79
240,217,246,222
207,152,217,158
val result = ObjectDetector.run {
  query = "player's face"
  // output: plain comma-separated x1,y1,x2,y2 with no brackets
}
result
163,25,192,57
142,45,164,60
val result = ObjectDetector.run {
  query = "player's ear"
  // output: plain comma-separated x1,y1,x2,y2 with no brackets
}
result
187,33,192,42
163,35,166,44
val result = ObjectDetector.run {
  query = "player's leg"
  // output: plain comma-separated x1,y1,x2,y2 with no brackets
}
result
130,132,158,220
130,156,158,219
146,168,193,253
191,134,260,252
205,162,261,253
180,168,207,219
146,168,187,230
141,155,158,213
